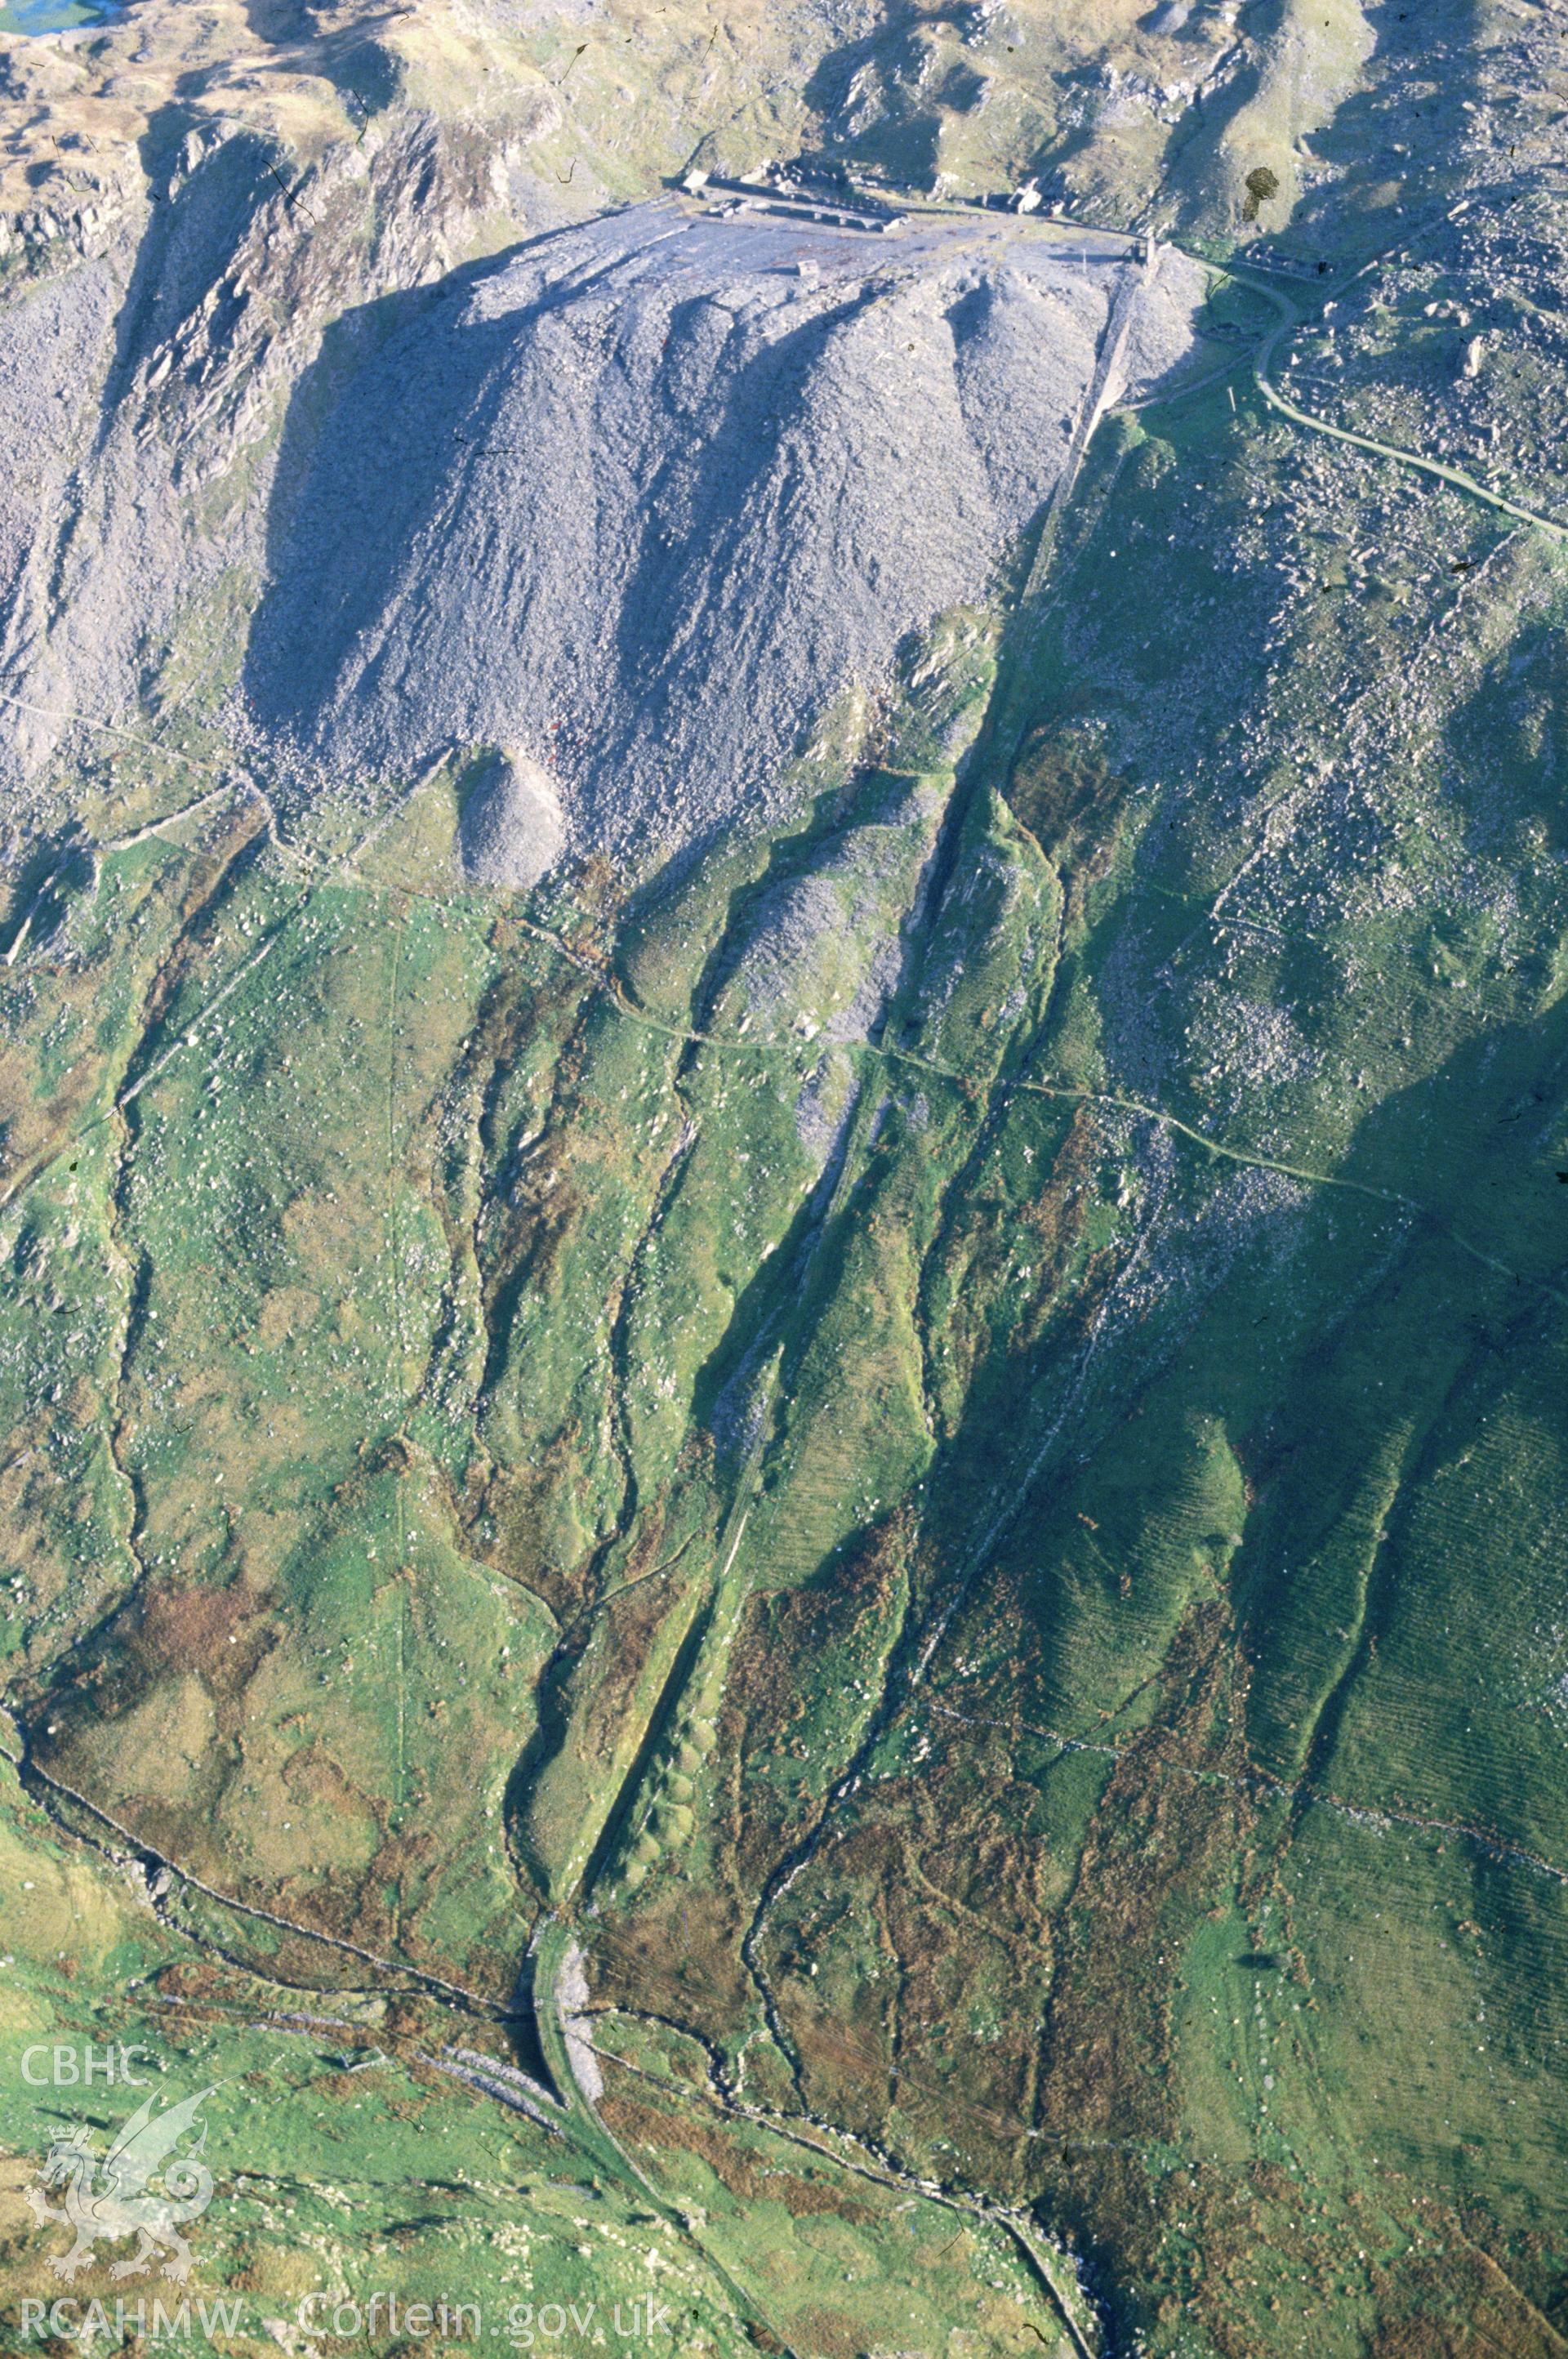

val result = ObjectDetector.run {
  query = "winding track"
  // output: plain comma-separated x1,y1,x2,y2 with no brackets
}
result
1245,270,1568,542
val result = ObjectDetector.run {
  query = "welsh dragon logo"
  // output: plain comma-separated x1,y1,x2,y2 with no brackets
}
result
26,2086,216,2283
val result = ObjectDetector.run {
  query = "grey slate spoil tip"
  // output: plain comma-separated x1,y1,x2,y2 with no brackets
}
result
458,747,568,890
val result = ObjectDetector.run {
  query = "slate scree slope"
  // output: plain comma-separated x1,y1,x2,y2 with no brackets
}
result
4,191,1200,855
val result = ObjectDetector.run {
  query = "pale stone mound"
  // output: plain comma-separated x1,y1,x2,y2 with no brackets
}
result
457,747,567,890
